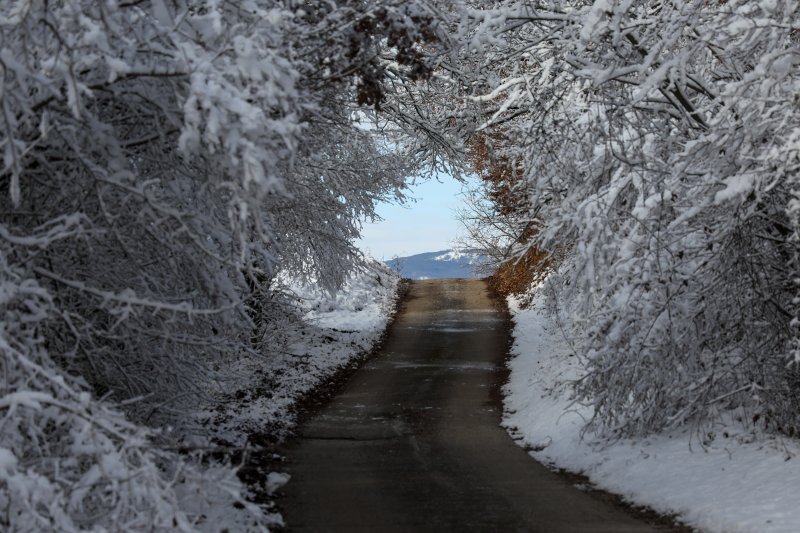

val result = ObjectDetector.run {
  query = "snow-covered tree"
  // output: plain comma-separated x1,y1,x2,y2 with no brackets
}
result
0,0,445,528
427,0,800,437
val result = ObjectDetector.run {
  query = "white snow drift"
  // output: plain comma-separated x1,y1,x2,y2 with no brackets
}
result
504,287,800,533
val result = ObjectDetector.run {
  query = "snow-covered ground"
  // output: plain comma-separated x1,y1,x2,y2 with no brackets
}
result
503,289,800,533
176,260,401,530
202,260,401,446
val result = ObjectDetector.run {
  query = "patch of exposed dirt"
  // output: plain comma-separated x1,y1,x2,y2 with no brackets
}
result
551,467,697,532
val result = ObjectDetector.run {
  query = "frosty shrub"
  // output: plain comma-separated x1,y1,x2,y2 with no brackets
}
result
420,0,800,437
0,233,268,529
458,133,560,303
0,0,444,529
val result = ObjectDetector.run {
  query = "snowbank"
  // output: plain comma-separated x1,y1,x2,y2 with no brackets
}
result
503,291,800,533
206,260,401,446
170,260,400,530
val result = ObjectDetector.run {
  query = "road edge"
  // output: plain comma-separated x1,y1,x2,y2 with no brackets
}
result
491,283,695,532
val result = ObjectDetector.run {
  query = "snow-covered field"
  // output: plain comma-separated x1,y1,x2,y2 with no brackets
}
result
503,290,800,533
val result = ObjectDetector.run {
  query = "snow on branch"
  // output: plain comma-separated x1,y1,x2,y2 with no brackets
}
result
416,0,800,438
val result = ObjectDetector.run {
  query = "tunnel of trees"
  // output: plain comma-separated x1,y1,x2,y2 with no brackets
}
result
1,0,798,529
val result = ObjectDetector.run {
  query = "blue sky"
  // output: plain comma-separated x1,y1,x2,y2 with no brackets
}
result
357,175,477,260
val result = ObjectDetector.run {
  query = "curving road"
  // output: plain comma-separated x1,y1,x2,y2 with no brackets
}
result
280,279,672,532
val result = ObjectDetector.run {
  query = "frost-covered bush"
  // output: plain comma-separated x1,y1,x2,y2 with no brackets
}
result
0,242,266,530
429,0,800,437
0,0,443,529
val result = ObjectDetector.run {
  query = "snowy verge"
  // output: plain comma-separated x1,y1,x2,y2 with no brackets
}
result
171,260,400,530
503,290,800,533
204,259,401,447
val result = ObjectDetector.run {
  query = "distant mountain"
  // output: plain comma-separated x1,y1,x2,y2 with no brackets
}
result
385,249,488,280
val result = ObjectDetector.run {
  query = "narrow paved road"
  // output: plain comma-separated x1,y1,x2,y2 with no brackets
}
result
281,279,669,532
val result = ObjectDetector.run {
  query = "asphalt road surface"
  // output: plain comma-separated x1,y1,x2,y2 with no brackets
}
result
281,279,673,532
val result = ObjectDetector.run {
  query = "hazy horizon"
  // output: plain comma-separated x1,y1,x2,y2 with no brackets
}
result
356,174,478,260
